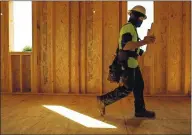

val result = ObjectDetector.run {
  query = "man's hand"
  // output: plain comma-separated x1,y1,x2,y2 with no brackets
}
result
143,35,156,44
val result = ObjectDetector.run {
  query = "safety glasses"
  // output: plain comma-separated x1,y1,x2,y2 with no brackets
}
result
139,16,145,21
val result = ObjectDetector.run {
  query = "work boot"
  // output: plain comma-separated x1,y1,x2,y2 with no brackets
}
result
97,96,105,116
135,109,155,118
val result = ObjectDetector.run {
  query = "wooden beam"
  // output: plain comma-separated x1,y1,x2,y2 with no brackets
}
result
9,54,12,92
182,1,191,95
11,55,20,92
8,1,13,52
47,1,54,93
51,2,57,93
30,53,32,93
80,2,86,94
22,55,31,92
32,1,38,93
119,1,127,28
70,2,80,94
1,92,189,97
10,52,32,55
0,1,1,92
20,55,23,92
1,2,10,92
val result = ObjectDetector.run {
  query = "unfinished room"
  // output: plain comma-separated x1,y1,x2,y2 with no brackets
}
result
0,1,191,134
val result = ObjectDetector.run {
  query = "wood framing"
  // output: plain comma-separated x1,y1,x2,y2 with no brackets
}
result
0,1,191,96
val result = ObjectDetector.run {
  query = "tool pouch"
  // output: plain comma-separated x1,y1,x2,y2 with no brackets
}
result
107,55,122,83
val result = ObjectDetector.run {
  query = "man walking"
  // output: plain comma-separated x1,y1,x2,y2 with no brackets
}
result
97,5,156,118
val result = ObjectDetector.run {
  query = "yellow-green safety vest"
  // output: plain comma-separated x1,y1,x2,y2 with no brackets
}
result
118,22,143,68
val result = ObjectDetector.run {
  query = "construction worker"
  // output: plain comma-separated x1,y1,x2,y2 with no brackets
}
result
97,5,156,118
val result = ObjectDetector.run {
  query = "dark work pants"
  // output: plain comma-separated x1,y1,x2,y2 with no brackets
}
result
99,66,145,113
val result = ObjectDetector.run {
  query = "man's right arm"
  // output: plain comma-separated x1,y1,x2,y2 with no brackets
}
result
123,40,146,51
123,36,155,51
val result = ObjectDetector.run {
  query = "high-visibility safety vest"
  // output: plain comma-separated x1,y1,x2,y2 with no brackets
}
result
118,22,144,68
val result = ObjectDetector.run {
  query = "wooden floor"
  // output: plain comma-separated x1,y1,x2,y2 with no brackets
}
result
1,94,191,134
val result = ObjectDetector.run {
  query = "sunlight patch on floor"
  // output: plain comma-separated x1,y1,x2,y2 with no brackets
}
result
43,105,116,129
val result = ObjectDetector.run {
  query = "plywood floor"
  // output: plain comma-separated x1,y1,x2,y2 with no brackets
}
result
1,94,191,134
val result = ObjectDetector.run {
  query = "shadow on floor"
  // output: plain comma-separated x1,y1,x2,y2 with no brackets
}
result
125,117,144,127
103,115,156,129
125,117,156,127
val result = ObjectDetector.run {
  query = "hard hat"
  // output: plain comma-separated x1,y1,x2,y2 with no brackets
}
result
128,5,147,19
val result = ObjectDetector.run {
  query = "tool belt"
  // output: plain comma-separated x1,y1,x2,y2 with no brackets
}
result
117,49,138,70
118,50,138,61
107,47,140,83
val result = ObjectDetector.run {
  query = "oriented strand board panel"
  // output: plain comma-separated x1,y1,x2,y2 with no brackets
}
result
167,2,183,94
54,2,70,93
11,56,20,92
70,2,80,94
86,2,103,94
22,55,31,92
103,2,120,93
153,2,169,94
39,2,53,93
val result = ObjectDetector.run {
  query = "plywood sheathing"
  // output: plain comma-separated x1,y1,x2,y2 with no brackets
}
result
1,1,191,95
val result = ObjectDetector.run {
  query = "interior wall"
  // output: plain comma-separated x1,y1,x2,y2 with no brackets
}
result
138,1,191,95
32,1,127,94
0,1,191,95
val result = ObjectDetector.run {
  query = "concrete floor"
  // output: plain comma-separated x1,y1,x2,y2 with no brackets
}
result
1,94,191,134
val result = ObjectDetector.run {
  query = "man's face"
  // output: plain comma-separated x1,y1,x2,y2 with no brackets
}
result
130,13,145,27
136,17,144,27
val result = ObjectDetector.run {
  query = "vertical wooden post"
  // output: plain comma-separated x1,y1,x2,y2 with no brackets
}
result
182,1,191,95
70,2,80,94
119,1,127,28
32,2,38,93
80,2,87,94
20,55,23,92
9,54,12,92
30,53,33,93
1,2,10,92
47,2,54,93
